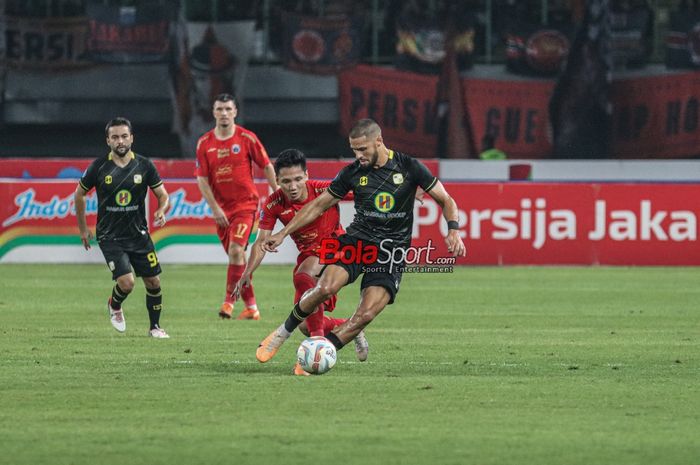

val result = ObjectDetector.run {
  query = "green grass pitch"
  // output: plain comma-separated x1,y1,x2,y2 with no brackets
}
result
0,264,698,465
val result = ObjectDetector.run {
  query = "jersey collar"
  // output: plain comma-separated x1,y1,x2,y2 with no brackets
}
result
108,150,135,160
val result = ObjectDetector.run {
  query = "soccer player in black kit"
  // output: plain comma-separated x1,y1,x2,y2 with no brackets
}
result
256,118,466,363
74,117,171,338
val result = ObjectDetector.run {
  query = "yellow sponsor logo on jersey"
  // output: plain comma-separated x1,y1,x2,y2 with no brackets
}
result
359,176,368,186
115,189,132,206
105,175,112,184
374,192,395,213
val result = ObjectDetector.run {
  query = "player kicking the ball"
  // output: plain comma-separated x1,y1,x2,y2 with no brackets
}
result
256,118,466,366
236,149,368,375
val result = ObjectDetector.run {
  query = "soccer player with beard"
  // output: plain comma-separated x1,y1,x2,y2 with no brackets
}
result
256,118,466,365
75,117,170,338
236,149,368,376
195,93,278,320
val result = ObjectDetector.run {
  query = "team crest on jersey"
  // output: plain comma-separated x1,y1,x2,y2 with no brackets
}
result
115,189,132,206
374,192,395,213
392,173,404,185
133,174,142,184
105,175,112,184
359,176,368,186
232,144,241,154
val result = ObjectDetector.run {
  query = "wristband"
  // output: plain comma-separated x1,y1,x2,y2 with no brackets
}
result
447,220,459,230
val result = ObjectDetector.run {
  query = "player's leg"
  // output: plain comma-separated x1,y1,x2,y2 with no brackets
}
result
235,212,259,319
220,211,259,320
99,240,133,332
294,255,326,337
256,264,351,362
325,286,391,350
142,275,168,338
127,237,168,338
325,266,402,352
316,288,368,361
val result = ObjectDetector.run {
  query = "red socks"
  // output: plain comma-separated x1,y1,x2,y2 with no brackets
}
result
225,264,245,304
294,272,324,336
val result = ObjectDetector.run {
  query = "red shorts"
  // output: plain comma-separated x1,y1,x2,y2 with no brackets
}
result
293,251,337,312
217,210,257,251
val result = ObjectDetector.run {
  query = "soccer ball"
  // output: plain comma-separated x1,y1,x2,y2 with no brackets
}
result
296,337,337,375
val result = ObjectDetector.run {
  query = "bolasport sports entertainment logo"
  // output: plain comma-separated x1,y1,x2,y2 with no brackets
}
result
318,238,456,274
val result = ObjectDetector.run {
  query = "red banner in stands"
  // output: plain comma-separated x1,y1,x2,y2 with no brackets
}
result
612,72,700,158
465,79,553,158
414,183,699,265
339,65,700,159
338,65,440,157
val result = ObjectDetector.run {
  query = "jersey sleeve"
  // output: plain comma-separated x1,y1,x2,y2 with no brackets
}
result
317,180,354,200
327,165,354,199
145,158,164,189
78,159,100,192
410,157,438,192
194,137,209,178
259,195,281,230
248,132,271,169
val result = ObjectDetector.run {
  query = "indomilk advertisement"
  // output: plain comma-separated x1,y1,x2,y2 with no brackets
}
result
1,180,698,266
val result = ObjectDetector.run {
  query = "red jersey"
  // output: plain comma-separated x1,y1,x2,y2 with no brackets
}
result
259,180,350,254
194,126,270,213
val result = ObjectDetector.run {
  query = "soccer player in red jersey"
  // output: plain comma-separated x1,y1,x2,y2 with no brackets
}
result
236,149,369,375
195,93,278,320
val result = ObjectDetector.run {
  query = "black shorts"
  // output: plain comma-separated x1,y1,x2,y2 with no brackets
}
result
325,234,404,305
98,234,161,280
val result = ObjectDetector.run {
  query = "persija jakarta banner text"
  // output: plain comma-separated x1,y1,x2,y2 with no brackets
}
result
339,65,700,158
2,180,697,266
412,183,699,265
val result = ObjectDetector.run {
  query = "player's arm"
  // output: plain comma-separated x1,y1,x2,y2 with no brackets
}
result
263,163,278,191
236,228,272,294
74,184,92,250
196,176,229,227
262,191,339,252
152,184,169,227
426,181,466,257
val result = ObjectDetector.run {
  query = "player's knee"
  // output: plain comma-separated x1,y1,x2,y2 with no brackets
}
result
117,275,135,293
315,282,337,301
228,244,245,263
143,275,160,289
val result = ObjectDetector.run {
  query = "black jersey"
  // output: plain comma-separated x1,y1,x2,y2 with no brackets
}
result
79,151,163,241
327,150,438,247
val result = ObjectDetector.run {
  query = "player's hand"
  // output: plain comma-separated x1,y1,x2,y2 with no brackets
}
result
212,206,229,228
80,229,93,250
234,272,253,299
153,209,167,227
415,187,425,205
445,229,466,257
262,232,284,252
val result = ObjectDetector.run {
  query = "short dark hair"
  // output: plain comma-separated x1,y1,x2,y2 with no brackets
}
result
213,93,238,107
274,149,307,175
105,117,132,137
349,118,381,139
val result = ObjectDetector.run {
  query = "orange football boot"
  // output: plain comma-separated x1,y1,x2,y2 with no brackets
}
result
237,308,260,320
256,326,290,362
218,302,233,319
293,362,311,376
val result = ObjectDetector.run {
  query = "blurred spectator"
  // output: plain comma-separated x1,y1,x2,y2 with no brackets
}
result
479,133,507,160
